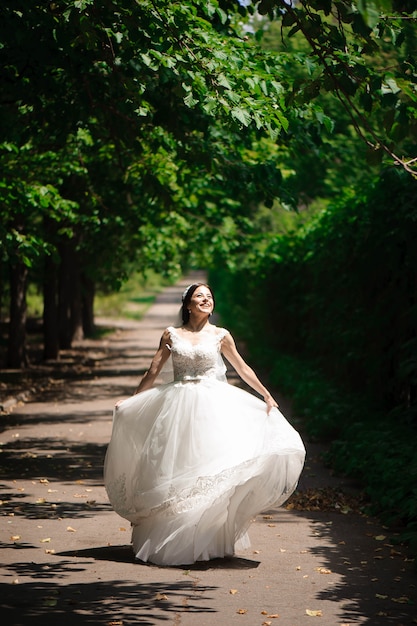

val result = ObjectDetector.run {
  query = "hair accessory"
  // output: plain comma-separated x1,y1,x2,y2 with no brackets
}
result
182,284,195,301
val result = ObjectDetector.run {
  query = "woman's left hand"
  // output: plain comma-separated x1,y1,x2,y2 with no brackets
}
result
265,394,279,414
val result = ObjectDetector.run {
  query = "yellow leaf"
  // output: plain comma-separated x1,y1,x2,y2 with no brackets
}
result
45,549,56,554
237,609,247,614
36,498,46,504
391,596,409,604
268,614,280,618
66,526,77,532
119,527,127,532
229,589,238,595
155,593,168,601
315,567,332,574
263,622,272,626
374,535,386,541
11,535,21,541
261,611,268,615
306,609,322,617
40,537,51,543
375,594,388,599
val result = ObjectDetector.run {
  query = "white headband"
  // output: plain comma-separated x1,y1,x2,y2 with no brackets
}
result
182,284,195,301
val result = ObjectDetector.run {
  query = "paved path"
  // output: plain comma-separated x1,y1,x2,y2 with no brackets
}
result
1,273,416,625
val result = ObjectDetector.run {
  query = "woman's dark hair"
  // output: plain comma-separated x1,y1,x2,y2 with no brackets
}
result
181,283,215,325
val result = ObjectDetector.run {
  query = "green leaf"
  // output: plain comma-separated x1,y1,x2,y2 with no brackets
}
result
231,107,252,126
184,92,199,107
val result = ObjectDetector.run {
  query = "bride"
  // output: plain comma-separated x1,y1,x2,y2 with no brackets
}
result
104,282,305,566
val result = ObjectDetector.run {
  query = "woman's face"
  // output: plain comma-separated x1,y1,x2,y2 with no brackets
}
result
188,285,214,317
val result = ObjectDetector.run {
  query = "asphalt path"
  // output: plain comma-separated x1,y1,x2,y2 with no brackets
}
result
1,272,416,625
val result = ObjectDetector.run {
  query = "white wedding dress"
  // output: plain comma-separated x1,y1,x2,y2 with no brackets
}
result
104,326,305,566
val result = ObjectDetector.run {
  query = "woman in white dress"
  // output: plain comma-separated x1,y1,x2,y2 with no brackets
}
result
104,283,305,566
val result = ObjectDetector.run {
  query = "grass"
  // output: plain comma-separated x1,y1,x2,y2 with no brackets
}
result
94,271,175,320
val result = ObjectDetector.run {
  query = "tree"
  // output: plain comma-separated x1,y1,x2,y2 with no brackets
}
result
248,0,417,173
0,0,314,366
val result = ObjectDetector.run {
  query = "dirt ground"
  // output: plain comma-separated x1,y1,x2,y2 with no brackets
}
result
0,273,416,625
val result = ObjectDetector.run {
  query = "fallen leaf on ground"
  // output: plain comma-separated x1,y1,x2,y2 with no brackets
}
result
315,567,332,574
11,535,21,541
155,593,168,601
40,537,51,543
229,589,238,595
391,596,410,604
66,526,77,532
237,608,247,614
375,594,388,599
306,609,322,617
287,487,366,513
374,535,386,541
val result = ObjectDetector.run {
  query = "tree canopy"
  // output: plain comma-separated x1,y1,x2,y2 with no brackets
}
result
1,0,416,366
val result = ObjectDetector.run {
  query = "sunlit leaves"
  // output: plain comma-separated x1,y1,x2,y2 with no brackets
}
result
250,0,417,173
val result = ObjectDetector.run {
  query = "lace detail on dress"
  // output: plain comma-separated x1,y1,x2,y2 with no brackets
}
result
167,326,228,382
106,473,129,516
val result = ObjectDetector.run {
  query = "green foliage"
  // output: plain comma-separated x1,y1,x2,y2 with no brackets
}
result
210,167,417,552
248,0,417,174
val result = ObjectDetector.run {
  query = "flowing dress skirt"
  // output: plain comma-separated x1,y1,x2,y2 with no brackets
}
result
104,378,305,566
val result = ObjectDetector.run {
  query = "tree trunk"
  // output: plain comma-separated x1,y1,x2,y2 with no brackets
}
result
58,239,83,349
6,260,28,369
82,273,95,336
43,254,60,360
71,262,84,343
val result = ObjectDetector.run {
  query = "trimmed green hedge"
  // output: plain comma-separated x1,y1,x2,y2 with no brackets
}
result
210,168,417,554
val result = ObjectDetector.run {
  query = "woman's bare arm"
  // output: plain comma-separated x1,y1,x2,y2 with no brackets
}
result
135,329,172,394
221,332,278,414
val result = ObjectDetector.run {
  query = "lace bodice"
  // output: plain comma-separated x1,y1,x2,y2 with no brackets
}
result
167,326,228,382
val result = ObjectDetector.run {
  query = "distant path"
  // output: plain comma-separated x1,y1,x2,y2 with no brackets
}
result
0,272,415,626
